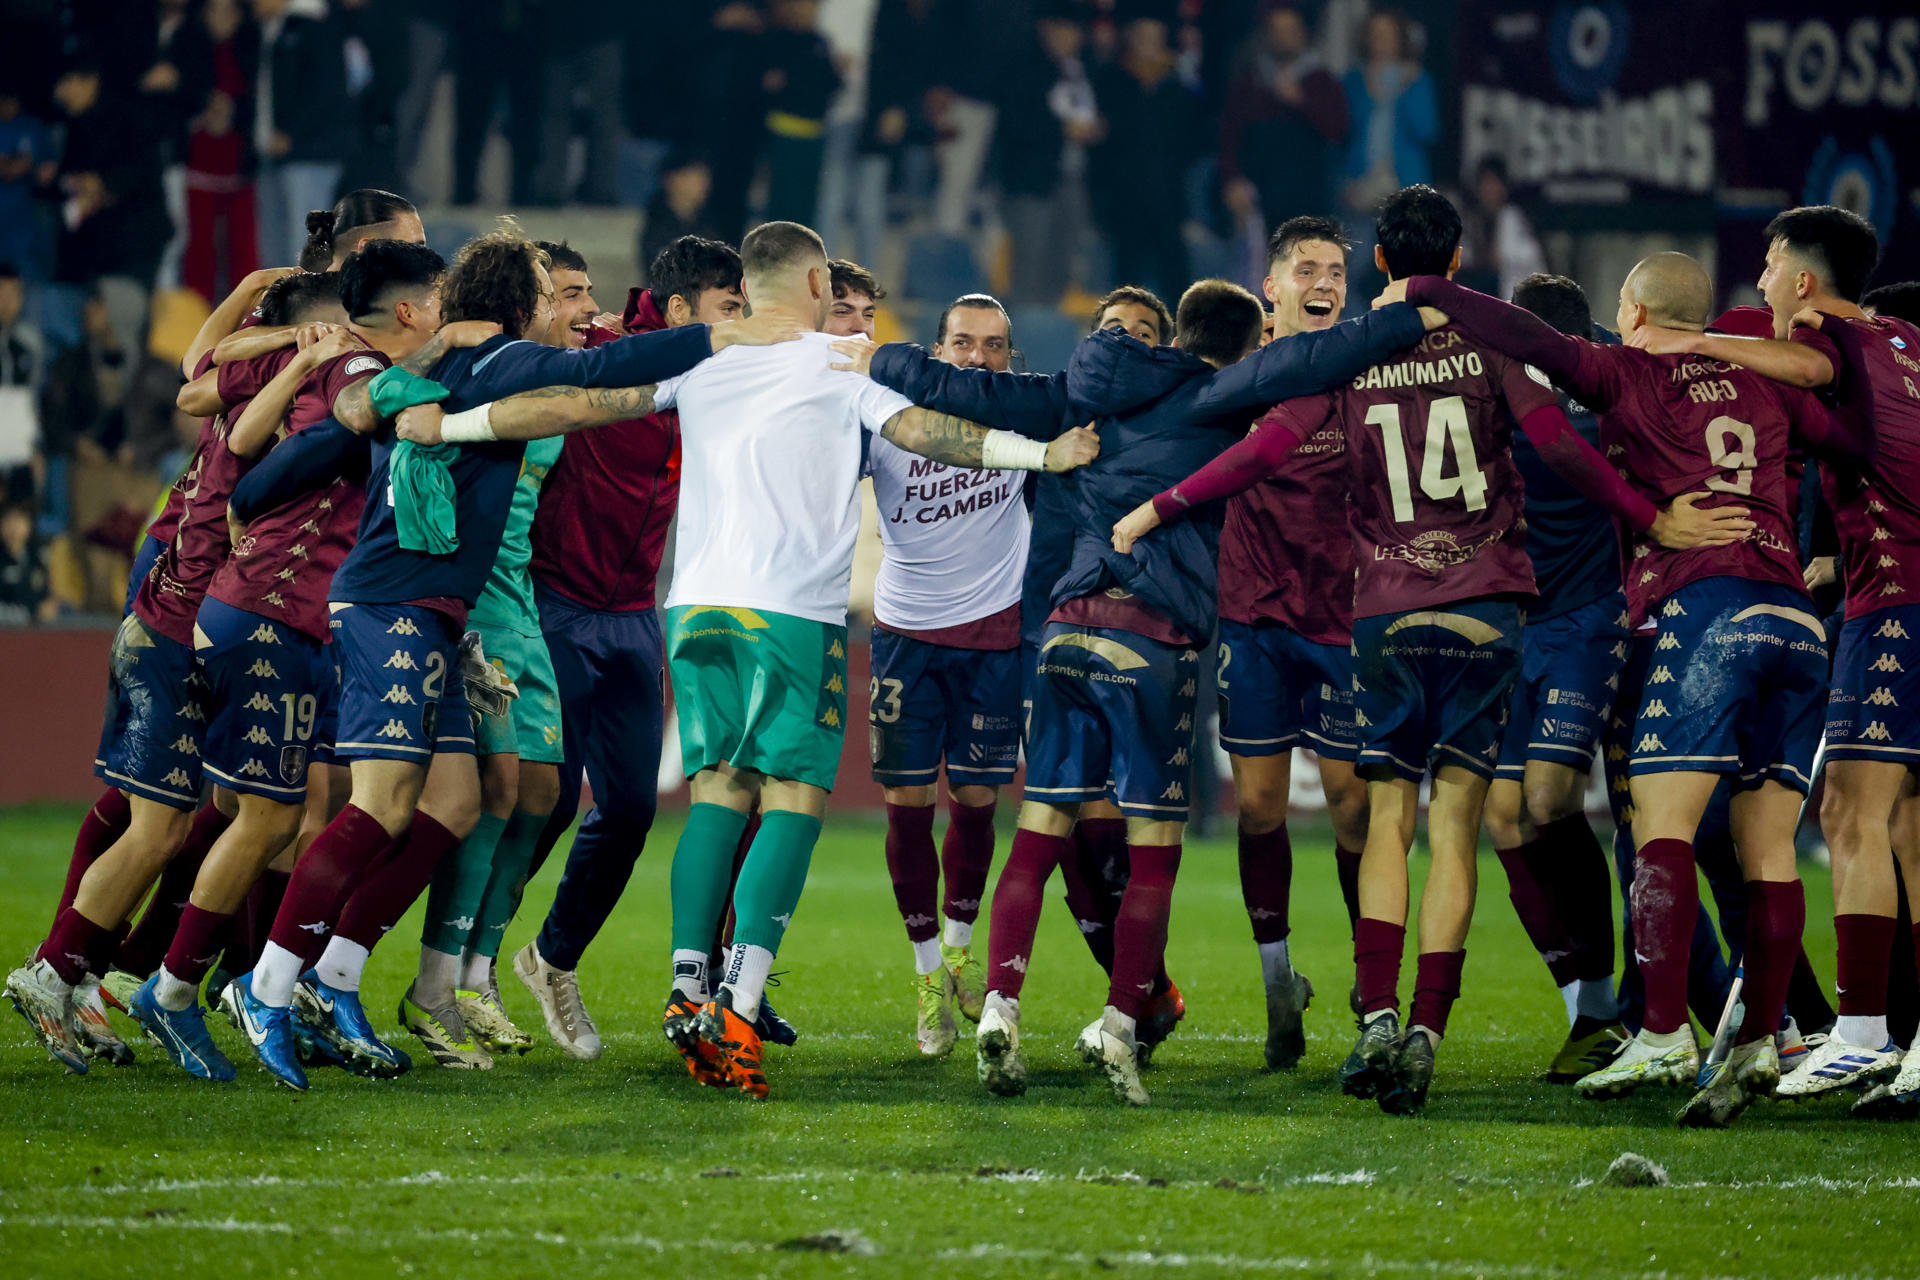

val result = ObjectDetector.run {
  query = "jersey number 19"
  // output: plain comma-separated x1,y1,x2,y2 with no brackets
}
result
1365,395,1488,523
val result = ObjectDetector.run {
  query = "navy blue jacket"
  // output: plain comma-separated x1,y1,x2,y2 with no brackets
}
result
265,324,714,610
1511,395,1621,619
231,420,368,522
869,344,1076,646
1060,305,1428,642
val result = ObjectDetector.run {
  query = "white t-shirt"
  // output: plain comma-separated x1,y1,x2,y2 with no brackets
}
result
656,333,916,625
867,435,1029,631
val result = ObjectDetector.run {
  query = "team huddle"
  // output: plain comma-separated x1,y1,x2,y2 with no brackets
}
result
7,177,1920,1128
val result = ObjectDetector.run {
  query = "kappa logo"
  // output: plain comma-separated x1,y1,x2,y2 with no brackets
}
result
376,719,413,740
771,912,793,929
1643,699,1670,718
1355,708,1372,728
1160,781,1184,801
1611,774,1631,793
1169,747,1190,766
1177,679,1195,696
1248,907,1281,921
299,518,321,534
903,913,935,929
162,768,193,787
289,544,309,560
950,897,981,914
1656,633,1680,650
1871,499,1889,514
1610,642,1628,660
1874,528,1893,541
828,639,846,659
1863,721,1894,742
1077,919,1104,935
237,760,270,778
384,651,418,670
1000,954,1029,973
1867,687,1899,707
247,659,279,678
387,616,423,637
1872,653,1905,673
820,706,842,728
1661,599,1687,618
1636,733,1665,752
1136,980,1155,993
1608,744,1628,762
447,915,476,933
1639,570,1657,585
1605,673,1619,690
276,569,297,581
1175,713,1193,732
248,624,280,644
169,733,200,755
244,692,277,712
826,673,845,694
1876,619,1911,640
1881,555,1901,570
1884,583,1908,597
177,702,206,720
382,685,417,704
243,725,274,745
297,921,328,935
1648,665,1674,684
263,592,286,607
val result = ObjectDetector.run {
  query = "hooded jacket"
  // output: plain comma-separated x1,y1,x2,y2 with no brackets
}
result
1058,305,1427,642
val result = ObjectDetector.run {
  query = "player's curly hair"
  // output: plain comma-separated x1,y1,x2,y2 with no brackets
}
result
440,227,553,339
1090,285,1173,345
830,259,886,303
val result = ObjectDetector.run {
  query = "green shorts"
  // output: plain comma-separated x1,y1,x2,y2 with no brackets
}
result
666,604,849,790
473,627,564,763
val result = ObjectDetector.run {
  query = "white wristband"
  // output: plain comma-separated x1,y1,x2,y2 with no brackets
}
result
439,404,496,443
980,428,1048,471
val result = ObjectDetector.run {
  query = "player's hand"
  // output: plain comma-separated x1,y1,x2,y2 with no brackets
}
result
710,302,811,351
226,508,245,549
1804,555,1838,591
1373,279,1409,308
829,335,878,376
1111,500,1162,554
300,326,368,366
292,321,336,351
440,320,503,349
590,311,625,334
396,403,446,445
1650,491,1754,550
1044,424,1100,473
1791,307,1826,333
1415,306,1449,331
1626,325,1702,355
241,267,297,298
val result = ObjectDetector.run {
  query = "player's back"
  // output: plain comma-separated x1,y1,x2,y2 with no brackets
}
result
1809,313,1920,618
1335,323,1552,618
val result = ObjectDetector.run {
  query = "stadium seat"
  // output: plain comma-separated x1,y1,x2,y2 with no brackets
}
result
903,232,980,305
1008,306,1084,375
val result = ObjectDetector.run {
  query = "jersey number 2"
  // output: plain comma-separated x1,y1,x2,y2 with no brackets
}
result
1366,396,1487,522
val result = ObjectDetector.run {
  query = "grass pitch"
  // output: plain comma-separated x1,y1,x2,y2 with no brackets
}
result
2,802,1917,1279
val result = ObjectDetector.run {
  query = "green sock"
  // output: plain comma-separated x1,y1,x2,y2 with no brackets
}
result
469,808,548,960
422,811,506,955
731,810,822,954
670,803,751,953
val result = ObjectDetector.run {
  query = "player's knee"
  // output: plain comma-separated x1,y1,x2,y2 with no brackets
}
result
1483,806,1523,851
950,784,996,808
234,796,304,853
516,764,563,817
479,753,520,817
1819,787,1878,857
1522,776,1585,828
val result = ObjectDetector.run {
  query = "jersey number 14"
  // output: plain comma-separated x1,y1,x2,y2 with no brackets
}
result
1366,395,1487,522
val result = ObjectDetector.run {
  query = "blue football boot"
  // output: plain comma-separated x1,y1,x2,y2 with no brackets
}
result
130,975,236,1082
293,970,411,1078
219,972,308,1091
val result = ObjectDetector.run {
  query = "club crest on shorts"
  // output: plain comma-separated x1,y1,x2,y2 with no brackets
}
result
279,745,308,783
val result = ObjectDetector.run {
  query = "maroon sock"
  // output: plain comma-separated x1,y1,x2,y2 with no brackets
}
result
1074,818,1131,894
56,788,131,920
240,870,292,972
1058,849,1114,975
1835,914,1896,1019
1496,837,1577,986
1108,843,1181,1019
1237,825,1292,944
986,828,1070,999
1354,917,1406,1016
1542,814,1617,982
1409,949,1467,1037
1630,837,1698,1036
116,800,230,976
1335,845,1363,936
940,798,997,925
334,812,462,950
161,904,235,988
1736,879,1807,1046
267,804,397,956
884,803,940,942
37,907,111,985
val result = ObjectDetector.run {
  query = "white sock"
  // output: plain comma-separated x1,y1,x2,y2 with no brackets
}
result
1642,1025,1693,1049
315,936,370,993
1834,1013,1889,1048
911,937,942,976
460,951,492,994
719,942,775,1020
671,948,710,1002
1106,1005,1137,1037
942,918,973,949
1258,938,1293,986
154,964,199,1012
1576,979,1618,1024
1558,980,1579,1026
253,942,304,1008
416,946,460,1008
1410,1023,1443,1045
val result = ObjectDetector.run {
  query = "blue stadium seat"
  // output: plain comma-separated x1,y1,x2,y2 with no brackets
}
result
1008,306,1085,376
903,233,980,304
424,218,478,257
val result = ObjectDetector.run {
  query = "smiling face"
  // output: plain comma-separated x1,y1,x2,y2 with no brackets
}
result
1758,238,1809,339
1264,238,1347,337
824,289,876,339
547,267,599,348
934,304,1012,371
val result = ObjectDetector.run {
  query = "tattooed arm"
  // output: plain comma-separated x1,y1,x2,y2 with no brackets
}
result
879,407,1100,473
335,320,502,433
395,383,660,445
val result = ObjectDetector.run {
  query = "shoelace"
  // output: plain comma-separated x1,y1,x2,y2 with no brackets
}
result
551,970,597,1037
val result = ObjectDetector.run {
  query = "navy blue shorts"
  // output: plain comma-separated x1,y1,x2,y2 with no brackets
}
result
868,628,1022,788
125,534,164,617
1352,600,1523,783
1216,618,1357,761
310,641,343,768
1627,577,1827,793
1024,621,1199,820
1825,606,1920,765
195,598,328,802
94,613,207,809
1496,592,1630,779
329,602,475,762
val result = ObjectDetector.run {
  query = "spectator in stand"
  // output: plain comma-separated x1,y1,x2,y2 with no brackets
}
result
529,5,625,205
994,2,1100,306
854,0,944,264
0,266,42,507
1218,3,1347,230
759,0,843,227
39,295,132,470
1461,157,1547,301
47,57,173,350
1340,8,1436,213
0,92,52,280
251,0,351,267
177,0,262,304
1089,9,1199,304
640,154,722,283
701,2,777,239
0,501,54,625
336,0,408,192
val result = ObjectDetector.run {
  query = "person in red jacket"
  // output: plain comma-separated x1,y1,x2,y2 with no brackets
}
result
510,236,745,1057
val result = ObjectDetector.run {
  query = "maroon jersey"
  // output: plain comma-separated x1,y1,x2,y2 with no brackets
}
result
1287,325,1556,619
207,348,385,641
146,352,219,547
1798,315,1920,619
132,348,297,645
1217,406,1354,643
